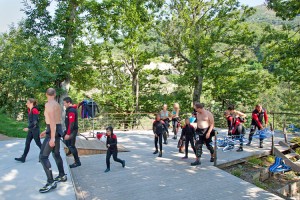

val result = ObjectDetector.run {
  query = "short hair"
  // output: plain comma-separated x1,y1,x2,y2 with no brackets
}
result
63,97,73,104
256,104,262,108
228,105,234,111
46,88,56,96
155,113,161,120
28,98,37,106
195,103,204,109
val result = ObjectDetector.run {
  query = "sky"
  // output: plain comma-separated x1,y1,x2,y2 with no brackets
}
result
0,0,266,33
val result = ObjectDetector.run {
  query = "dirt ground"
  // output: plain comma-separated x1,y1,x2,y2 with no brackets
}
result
0,134,12,141
222,156,300,199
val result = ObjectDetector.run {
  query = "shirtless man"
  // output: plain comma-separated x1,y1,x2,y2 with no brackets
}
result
191,103,215,166
39,88,66,193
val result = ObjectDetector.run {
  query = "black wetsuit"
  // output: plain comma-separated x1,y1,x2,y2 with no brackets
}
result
181,124,196,157
106,133,123,169
22,107,42,159
64,105,80,164
153,120,168,152
249,108,268,143
39,124,65,184
195,127,214,158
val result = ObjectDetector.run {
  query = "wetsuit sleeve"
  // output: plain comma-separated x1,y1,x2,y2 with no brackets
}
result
180,126,186,139
252,113,263,129
264,110,268,125
153,121,156,134
66,112,76,135
109,135,117,147
28,108,39,129
162,121,168,133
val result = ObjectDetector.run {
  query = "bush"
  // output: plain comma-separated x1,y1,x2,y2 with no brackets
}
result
232,169,242,177
266,155,275,164
248,157,263,166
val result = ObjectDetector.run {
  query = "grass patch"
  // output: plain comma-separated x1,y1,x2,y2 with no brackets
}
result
248,157,263,166
0,113,28,138
290,137,300,145
231,169,243,177
295,147,300,155
285,171,296,180
253,178,267,190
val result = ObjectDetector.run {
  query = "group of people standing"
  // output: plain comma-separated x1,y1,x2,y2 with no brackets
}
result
153,102,215,166
153,102,269,165
224,104,269,150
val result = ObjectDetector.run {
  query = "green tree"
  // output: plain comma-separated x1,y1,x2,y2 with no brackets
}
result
266,0,300,20
159,0,256,103
23,0,87,105
86,0,164,113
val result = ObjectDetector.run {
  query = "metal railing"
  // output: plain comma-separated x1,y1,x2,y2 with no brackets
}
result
78,111,300,133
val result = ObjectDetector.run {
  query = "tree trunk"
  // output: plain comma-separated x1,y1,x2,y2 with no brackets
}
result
193,74,203,103
132,70,139,113
58,0,77,125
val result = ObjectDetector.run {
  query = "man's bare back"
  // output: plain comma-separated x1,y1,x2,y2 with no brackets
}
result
44,100,61,125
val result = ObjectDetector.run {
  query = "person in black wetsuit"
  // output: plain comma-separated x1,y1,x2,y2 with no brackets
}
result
104,126,125,172
246,104,268,148
38,88,66,193
63,97,81,168
153,114,168,157
180,118,196,159
224,110,233,136
15,98,42,163
228,105,247,152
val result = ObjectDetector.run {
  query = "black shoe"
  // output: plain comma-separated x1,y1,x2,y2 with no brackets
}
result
246,142,251,146
153,150,159,154
191,160,201,166
39,182,57,193
54,174,67,182
104,168,110,173
259,143,263,148
122,160,125,168
15,157,25,163
163,141,168,144
179,150,184,154
182,156,188,159
236,147,243,152
69,162,81,168
210,157,214,162
158,152,162,157
66,151,72,156
172,136,177,140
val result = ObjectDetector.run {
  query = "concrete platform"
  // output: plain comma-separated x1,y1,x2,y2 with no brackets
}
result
0,138,76,200
69,130,283,200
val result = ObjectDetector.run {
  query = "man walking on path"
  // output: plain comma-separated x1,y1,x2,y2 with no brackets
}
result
39,88,67,193
191,103,215,166
63,97,81,168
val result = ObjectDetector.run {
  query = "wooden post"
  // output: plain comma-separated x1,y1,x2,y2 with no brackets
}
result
214,131,217,166
283,118,288,143
271,123,274,156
